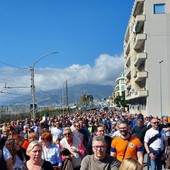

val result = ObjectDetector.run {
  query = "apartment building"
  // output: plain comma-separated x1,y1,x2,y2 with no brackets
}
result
124,0,170,117
114,72,125,97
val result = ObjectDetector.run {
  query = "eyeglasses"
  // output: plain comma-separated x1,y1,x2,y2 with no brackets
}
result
93,145,105,150
64,133,71,136
76,125,80,127
152,122,159,124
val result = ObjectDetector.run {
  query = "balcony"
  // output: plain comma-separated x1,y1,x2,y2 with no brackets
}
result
126,80,131,89
125,27,130,42
134,33,146,50
134,52,147,66
125,55,130,66
132,0,144,17
125,40,130,55
134,71,148,82
126,89,148,100
125,90,131,100
115,84,119,91
134,14,146,33
125,67,131,78
135,90,148,98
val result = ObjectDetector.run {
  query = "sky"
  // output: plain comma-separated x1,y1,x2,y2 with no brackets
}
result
0,0,134,104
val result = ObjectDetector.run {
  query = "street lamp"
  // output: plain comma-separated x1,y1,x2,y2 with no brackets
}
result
159,60,163,118
30,51,58,119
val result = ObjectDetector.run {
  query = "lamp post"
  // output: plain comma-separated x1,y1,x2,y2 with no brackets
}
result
30,51,58,119
159,60,163,118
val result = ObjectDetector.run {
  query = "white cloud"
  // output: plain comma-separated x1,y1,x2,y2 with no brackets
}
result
0,53,124,102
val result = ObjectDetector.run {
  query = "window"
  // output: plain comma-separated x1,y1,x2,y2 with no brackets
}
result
154,4,165,14
121,79,125,83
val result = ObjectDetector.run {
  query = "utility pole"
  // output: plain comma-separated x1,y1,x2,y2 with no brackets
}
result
30,51,58,119
63,76,77,115
30,66,35,118
66,80,69,113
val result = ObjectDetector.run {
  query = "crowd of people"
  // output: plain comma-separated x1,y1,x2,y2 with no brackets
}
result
0,109,170,170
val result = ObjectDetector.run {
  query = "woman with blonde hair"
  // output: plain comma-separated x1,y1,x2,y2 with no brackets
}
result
119,157,143,170
18,140,54,170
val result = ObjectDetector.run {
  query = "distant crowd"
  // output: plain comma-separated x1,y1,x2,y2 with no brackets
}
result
0,109,170,170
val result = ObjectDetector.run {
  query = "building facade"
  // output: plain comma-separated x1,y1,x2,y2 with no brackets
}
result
114,72,125,97
124,0,170,117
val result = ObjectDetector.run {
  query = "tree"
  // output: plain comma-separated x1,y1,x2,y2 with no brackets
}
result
114,91,127,110
80,94,93,109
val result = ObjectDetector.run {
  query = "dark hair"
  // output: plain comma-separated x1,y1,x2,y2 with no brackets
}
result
119,120,129,126
96,124,104,131
137,114,144,120
5,138,18,164
60,148,71,156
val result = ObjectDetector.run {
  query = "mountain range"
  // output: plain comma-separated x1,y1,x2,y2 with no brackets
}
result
5,84,113,106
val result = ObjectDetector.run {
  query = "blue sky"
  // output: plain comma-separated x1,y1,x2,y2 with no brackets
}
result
0,0,134,103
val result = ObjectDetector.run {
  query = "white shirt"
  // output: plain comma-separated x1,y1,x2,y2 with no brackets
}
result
50,126,62,142
144,128,167,151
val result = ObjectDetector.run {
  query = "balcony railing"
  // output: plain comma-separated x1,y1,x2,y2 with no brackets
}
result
135,90,148,97
132,0,144,17
134,14,146,33
134,33,146,50
125,55,130,66
125,40,130,55
125,67,131,78
134,71,148,82
126,89,148,100
134,52,147,66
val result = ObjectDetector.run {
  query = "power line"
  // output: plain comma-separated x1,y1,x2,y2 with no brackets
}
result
0,61,28,69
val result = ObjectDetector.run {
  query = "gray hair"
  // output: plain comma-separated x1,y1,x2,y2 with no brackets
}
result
63,127,71,133
92,136,106,144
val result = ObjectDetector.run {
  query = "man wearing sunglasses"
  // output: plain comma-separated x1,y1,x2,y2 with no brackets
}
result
80,136,120,170
144,117,168,170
